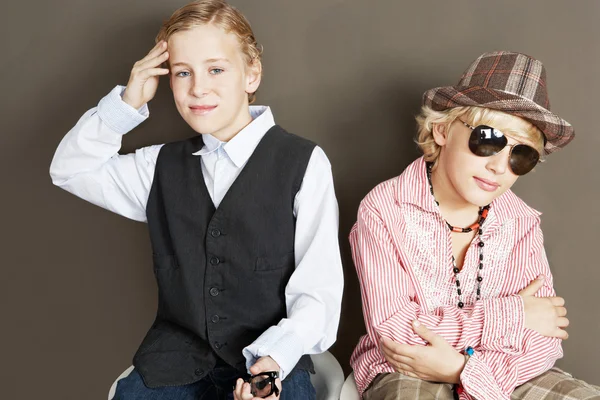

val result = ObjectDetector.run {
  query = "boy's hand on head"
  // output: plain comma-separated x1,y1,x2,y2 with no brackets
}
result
380,320,465,384
122,40,170,109
519,275,569,339
233,356,281,400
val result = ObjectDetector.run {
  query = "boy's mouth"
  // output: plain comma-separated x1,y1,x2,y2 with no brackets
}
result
189,105,217,115
473,176,500,192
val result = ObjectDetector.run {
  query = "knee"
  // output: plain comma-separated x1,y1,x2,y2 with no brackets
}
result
281,369,316,400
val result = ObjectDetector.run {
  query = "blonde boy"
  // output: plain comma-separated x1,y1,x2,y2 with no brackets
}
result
350,51,600,399
50,1,343,399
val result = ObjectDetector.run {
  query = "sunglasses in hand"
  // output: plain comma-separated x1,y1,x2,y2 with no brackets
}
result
245,371,280,398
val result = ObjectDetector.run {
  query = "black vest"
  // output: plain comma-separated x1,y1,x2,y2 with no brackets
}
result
133,125,316,387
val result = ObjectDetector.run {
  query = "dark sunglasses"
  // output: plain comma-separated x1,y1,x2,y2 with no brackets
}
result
459,120,540,176
245,371,280,398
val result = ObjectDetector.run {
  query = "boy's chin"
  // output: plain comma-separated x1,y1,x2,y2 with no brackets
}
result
465,189,503,208
185,119,222,136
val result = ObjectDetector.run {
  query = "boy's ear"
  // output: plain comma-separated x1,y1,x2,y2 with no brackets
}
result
432,122,450,147
245,59,262,96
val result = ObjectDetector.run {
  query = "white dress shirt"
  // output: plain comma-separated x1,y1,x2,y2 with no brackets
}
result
49,86,344,379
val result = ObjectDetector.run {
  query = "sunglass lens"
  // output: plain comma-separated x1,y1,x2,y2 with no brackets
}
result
250,375,274,398
468,125,508,157
510,144,540,175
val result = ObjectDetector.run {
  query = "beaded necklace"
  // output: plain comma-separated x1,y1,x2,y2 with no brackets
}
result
426,163,490,308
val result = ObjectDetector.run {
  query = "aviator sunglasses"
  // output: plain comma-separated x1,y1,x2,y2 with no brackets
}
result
459,119,541,176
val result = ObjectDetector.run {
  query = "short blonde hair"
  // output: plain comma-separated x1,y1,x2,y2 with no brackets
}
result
156,0,263,103
415,105,545,166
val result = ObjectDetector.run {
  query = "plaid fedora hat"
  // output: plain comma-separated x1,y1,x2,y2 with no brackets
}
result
423,51,574,154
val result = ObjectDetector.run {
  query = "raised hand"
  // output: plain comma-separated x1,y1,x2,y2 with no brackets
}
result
122,40,170,109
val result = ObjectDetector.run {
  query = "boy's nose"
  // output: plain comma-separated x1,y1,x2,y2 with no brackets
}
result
191,76,210,97
485,148,510,175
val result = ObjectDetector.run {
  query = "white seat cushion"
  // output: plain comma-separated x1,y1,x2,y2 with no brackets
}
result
340,372,361,400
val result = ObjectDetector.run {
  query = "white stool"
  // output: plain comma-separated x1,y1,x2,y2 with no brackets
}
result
310,351,345,400
108,351,344,400
339,371,361,400
108,365,134,399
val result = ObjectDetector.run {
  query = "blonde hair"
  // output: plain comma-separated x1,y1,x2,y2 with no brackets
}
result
155,0,263,103
415,105,545,166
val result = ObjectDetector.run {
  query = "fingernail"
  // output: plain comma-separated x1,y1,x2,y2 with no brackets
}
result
413,320,421,327
538,275,545,280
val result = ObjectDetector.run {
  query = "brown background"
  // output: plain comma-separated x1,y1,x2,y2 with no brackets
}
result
2,0,599,398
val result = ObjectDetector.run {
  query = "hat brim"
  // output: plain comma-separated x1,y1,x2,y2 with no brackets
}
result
423,86,574,154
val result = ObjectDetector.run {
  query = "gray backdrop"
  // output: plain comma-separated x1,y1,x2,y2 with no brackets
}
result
2,0,598,398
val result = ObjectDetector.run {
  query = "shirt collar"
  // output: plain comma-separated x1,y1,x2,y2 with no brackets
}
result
192,106,275,167
398,157,541,223
196,133,222,155
397,157,438,213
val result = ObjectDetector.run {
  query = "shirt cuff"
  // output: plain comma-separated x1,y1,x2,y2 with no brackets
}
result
481,294,524,351
242,325,304,380
460,354,507,400
97,85,149,135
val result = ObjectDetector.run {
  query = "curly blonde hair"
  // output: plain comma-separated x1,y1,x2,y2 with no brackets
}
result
415,105,545,166
155,0,263,103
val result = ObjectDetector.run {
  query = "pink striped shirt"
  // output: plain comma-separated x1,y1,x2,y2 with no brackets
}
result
350,157,562,400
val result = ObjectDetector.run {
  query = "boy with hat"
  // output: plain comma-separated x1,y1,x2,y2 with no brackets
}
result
350,51,600,399
49,1,343,399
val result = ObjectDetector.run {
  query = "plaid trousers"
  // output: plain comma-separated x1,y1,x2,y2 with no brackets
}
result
363,368,600,400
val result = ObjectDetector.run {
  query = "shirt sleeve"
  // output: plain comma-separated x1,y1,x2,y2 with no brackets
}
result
350,192,526,355
49,85,162,222
242,146,344,379
459,221,563,399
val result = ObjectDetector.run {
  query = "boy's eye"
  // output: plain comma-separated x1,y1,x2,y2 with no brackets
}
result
210,68,224,75
175,71,190,77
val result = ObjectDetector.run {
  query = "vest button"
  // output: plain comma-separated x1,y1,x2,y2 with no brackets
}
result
211,229,221,237
209,287,220,297
210,257,220,265
211,315,220,323
195,368,204,376
214,342,222,349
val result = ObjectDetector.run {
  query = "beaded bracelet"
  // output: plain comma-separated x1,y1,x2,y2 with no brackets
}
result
453,347,475,398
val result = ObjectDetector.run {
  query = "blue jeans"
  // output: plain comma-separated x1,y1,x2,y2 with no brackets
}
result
113,363,316,400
